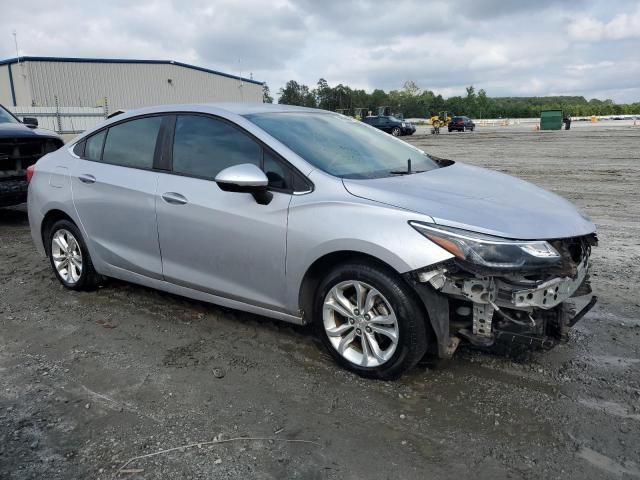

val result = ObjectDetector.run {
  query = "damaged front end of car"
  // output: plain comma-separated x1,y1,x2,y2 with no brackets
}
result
405,222,598,358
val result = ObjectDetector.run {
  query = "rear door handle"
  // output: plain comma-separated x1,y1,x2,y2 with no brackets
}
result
161,192,188,205
78,174,96,184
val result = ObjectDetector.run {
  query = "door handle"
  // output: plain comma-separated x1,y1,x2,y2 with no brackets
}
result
78,174,96,184
161,192,188,205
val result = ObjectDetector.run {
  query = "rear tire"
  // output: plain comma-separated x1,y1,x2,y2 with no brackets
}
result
313,261,429,380
48,219,100,291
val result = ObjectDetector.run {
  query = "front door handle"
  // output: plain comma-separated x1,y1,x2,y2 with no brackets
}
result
161,192,188,205
78,174,96,184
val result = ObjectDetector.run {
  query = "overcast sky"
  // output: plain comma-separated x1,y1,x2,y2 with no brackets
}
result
2,0,639,102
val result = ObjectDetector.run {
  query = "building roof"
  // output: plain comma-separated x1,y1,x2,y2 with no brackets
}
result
0,56,263,86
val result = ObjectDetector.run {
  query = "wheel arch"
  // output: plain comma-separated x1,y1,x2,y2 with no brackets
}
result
40,209,77,255
298,250,426,325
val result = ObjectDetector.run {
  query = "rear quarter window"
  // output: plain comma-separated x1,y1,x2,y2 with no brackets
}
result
84,130,106,161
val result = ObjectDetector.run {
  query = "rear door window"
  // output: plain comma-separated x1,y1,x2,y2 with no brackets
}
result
102,116,163,169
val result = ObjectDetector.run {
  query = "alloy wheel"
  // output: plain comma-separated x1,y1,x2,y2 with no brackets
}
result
322,280,399,367
51,229,83,284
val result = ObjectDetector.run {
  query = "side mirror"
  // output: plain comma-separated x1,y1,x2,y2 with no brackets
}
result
215,163,272,205
23,117,38,128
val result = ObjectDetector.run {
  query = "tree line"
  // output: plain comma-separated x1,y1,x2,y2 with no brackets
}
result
261,80,640,118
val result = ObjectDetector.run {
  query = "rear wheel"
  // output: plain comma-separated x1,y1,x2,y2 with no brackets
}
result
48,219,100,290
314,262,429,379
391,127,401,136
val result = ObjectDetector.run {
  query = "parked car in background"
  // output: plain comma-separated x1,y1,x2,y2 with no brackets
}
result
1,104,63,207
28,103,597,379
363,115,416,136
448,116,475,132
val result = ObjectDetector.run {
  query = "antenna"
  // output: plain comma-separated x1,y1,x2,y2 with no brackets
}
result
12,30,20,59
237,58,244,101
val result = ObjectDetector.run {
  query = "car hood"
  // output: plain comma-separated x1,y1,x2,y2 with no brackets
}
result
0,122,61,140
342,162,596,240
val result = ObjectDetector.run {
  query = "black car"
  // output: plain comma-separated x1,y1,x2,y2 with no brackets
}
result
1,104,63,207
448,116,475,132
363,115,416,136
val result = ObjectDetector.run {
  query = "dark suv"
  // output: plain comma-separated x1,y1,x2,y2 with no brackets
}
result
448,116,475,132
1,104,63,207
363,115,416,136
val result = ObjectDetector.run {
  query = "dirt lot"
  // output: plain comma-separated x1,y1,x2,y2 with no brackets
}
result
1,125,639,479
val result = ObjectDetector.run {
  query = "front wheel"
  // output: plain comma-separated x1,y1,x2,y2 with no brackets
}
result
391,127,401,136
314,262,429,379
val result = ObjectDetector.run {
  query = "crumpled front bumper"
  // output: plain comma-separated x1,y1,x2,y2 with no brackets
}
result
407,240,597,357
0,178,28,207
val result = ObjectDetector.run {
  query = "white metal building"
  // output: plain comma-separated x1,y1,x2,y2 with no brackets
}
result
0,56,263,110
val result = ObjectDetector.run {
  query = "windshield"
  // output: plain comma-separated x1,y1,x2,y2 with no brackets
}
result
246,112,439,179
0,105,18,124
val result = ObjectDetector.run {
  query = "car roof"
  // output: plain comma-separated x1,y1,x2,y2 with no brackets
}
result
110,102,324,119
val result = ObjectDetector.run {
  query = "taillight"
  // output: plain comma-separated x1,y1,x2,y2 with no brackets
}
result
26,165,35,183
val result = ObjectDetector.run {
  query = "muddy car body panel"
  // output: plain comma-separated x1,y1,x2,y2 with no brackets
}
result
28,103,597,378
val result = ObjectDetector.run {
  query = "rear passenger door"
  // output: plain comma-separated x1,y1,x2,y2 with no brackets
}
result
155,114,300,312
71,115,164,279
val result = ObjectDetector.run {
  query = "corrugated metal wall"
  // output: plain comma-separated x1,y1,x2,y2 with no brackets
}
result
17,60,263,109
0,65,12,105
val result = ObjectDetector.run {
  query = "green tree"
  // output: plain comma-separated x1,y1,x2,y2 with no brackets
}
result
262,83,273,104
276,78,640,118
476,89,488,118
278,80,316,107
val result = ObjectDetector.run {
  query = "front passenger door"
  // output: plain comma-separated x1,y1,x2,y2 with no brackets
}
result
155,114,293,312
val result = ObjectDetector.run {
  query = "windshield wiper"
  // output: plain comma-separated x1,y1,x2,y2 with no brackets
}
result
390,158,424,175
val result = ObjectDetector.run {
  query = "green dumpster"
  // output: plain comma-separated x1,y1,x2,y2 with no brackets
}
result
540,110,563,130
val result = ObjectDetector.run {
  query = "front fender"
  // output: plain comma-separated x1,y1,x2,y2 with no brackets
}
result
284,194,453,313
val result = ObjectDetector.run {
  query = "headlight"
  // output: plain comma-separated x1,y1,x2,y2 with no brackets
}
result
402,122,406,127
409,222,561,269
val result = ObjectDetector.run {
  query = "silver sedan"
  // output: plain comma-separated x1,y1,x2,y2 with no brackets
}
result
27,103,597,379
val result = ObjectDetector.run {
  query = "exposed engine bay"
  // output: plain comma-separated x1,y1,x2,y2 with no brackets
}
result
408,233,598,357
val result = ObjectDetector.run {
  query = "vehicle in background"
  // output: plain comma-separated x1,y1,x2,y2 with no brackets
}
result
448,116,475,132
1,104,63,207
28,103,597,379
362,115,416,136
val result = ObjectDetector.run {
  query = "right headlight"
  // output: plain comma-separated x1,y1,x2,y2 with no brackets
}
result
409,221,561,269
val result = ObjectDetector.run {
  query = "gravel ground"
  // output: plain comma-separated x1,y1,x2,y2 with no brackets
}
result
1,125,639,479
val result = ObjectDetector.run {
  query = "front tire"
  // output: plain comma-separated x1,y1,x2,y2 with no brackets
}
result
391,127,401,137
48,219,100,290
314,262,429,380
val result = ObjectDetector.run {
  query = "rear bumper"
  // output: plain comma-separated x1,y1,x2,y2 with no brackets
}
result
0,178,28,207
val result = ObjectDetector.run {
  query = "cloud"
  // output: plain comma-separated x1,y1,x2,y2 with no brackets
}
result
568,6,640,41
0,0,638,102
